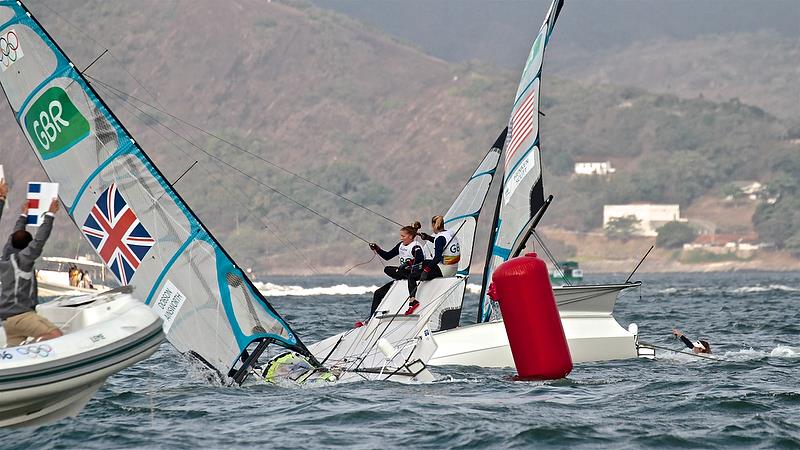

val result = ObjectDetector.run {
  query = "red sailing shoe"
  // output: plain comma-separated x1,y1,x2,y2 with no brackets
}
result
404,300,420,315
354,321,365,328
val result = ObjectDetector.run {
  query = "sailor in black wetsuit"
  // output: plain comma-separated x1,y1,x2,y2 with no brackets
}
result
673,328,712,354
358,222,425,326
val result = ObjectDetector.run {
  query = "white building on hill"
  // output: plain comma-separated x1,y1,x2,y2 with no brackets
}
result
603,204,685,237
574,161,616,176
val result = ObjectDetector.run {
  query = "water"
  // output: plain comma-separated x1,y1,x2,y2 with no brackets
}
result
4,272,799,448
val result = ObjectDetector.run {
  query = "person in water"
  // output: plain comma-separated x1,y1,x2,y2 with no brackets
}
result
419,215,461,279
0,184,63,346
672,328,711,354
360,222,425,326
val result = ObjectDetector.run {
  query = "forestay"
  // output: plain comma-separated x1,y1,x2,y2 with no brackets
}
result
0,1,311,380
478,0,564,322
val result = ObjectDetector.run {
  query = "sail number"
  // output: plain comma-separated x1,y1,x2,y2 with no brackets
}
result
24,86,90,160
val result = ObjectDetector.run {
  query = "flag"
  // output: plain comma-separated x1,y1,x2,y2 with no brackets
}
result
505,88,538,167
26,182,58,226
81,183,155,285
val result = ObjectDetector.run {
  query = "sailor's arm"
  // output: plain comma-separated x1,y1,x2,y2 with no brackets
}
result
373,242,400,261
429,235,446,266
18,199,57,269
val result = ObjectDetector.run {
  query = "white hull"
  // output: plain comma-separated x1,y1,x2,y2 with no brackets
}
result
0,291,163,427
430,283,641,367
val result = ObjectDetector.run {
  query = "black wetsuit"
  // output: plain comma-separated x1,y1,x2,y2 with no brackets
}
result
679,335,695,350
370,242,425,317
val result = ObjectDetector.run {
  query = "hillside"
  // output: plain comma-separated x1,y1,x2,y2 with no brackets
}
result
1,0,797,276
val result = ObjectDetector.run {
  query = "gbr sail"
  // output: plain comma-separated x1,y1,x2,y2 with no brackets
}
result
478,0,564,322
0,1,311,380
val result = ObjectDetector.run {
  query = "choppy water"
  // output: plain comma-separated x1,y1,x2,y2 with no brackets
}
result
4,272,800,448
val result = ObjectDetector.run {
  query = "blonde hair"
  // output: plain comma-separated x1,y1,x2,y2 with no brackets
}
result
400,221,421,237
431,215,445,233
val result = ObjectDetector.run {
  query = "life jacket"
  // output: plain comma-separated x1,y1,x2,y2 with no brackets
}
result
398,241,421,267
433,230,461,266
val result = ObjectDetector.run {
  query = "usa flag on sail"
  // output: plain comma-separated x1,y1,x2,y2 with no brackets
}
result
81,183,155,285
505,87,538,167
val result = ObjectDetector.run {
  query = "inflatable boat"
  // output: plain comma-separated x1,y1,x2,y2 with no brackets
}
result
0,288,163,428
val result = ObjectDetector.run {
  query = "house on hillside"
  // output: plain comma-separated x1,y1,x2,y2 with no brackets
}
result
726,181,764,201
683,233,766,257
574,161,616,176
603,204,684,237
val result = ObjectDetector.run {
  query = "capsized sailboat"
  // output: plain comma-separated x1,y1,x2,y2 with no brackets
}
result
0,0,434,395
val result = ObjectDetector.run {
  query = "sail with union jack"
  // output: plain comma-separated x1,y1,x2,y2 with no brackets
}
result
81,183,155,285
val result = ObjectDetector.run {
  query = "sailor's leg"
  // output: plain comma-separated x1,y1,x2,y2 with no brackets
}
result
419,264,443,282
371,281,393,316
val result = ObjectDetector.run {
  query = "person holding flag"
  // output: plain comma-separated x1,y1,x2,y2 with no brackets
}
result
0,180,63,347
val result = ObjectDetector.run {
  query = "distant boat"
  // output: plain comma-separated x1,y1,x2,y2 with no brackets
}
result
36,256,112,297
550,261,583,286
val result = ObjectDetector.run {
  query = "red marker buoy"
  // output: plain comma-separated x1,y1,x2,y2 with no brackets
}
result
488,252,573,380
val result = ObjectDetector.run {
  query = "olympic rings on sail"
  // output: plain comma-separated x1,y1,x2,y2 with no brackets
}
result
16,343,53,358
0,30,21,68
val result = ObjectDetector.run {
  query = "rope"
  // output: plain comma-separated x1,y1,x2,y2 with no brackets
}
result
85,74,404,228
91,79,372,245
343,252,377,275
93,82,321,274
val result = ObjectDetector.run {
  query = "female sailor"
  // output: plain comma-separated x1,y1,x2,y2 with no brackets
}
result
419,215,461,279
359,222,425,326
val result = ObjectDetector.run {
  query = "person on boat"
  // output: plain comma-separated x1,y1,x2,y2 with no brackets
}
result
418,215,461,278
672,328,711,354
360,222,425,326
68,264,79,287
0,197,63,346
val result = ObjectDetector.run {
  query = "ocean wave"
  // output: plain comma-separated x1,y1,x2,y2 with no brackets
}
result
731,284,800,294
254,282,379,297
466,283,482,294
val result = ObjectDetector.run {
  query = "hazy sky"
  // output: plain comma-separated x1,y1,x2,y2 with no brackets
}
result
313,0,800,68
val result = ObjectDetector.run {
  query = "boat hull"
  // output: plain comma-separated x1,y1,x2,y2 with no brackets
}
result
430,283,640,367
0,293,163,427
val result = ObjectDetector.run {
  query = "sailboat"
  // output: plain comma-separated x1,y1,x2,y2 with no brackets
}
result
365,0,647,367
0,0,435,408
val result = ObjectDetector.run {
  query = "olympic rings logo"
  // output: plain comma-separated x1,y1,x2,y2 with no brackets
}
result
16,343,53,358
0,29,22,68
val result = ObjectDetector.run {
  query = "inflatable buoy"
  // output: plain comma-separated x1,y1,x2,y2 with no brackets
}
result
488,252,573,380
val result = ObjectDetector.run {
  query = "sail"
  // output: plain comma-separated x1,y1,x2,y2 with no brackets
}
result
0,1,310,380
477,0,564,322
441,128,505,276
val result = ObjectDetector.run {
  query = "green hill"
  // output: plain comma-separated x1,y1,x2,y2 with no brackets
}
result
0,0,796,274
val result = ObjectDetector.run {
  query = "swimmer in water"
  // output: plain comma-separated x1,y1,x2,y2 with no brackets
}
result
672,328,711,354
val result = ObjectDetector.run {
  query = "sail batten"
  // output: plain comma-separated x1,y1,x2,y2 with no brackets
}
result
478,0,563,322
0,1,310,379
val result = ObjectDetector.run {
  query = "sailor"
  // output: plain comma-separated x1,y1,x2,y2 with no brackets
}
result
360,222,425,326
672,328,711,354
419,215,461,278
0,187,63,347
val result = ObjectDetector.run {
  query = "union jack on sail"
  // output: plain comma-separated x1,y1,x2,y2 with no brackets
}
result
81,183,155,285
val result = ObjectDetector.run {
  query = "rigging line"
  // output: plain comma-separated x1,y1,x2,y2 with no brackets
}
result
31,1,165,109
94,83,321,275
84,74,405,228
531,230,571,286
93,80,371,245
343,252,377,275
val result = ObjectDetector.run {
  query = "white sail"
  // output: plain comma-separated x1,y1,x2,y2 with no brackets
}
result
0,1,310,381
478,0,564,322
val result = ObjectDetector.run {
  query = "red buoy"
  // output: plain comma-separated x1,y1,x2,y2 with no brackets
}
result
488,252,573,380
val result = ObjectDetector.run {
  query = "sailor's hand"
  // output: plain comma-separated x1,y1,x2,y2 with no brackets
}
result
0,179,7,198
419,232,431,241
672,328,682,337
368,243,379,252
48,198,60,214
21,201,28,215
